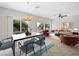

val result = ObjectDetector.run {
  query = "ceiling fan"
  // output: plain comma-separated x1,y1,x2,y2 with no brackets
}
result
58,13,68,18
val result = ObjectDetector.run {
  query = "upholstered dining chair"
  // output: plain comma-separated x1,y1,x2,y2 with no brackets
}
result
0,37,14,55
0,37,13,50
32,35,47,55
18,39,35,56
0,41,2,47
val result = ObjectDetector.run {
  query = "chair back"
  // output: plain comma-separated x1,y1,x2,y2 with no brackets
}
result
0,41,2,47
0,37,13,50
36,35,45,40
35,35,45,46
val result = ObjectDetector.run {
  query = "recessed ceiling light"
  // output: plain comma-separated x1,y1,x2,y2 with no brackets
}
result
26,2,30,4
35,6,40,8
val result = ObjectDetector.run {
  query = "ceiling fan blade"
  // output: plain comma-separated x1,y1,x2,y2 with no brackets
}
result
58,13,68,19
63,15,67,17
60,15,67,17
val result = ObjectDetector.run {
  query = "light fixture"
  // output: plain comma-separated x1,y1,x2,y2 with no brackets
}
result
73,28,78,32
35,6,40,8
23,2,33,21
23,16,33,21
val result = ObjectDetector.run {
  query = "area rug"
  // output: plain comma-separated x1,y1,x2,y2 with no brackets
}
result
30,43,53,56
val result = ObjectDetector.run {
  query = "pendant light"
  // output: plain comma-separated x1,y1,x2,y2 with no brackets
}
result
23,2,33,21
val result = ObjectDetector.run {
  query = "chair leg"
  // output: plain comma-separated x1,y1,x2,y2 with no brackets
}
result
25,53,27,56
19,50,22,56
25,48,27,56
33,45,35,56
39,45,42,55
44,42,47,53
39,41,42,55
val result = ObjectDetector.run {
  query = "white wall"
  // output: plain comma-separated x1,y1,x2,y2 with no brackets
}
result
0,7,51,40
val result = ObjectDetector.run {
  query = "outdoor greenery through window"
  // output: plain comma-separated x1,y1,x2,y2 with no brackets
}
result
13,19,29,33
13,19,20,33
37,22,50,32
22,21,29,32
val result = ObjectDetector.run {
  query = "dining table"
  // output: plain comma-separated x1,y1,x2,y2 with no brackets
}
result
12,32,43,56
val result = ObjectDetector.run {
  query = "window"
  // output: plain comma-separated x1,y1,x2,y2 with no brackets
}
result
37,22,50,32
37,22,44,32
22,21,29,32
45,24,50,29
13,19,29,33
13,19,20,33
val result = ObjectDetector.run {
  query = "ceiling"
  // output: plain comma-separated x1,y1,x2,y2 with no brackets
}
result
0,2,79,19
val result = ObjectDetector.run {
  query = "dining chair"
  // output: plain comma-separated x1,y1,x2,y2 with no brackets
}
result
0,41,2,47
0,37,13,54
18,39,35,56
0,37,13,50
32,35,47,55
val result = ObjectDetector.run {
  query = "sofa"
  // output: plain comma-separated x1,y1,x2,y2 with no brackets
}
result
60,35,79,46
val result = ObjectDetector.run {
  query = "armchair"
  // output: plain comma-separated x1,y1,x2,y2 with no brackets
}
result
43,30,49,37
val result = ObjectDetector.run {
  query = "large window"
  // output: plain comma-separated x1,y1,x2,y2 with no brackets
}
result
22,21,29,32
13,19,20,33
13,19,29,33
37,22,50,32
